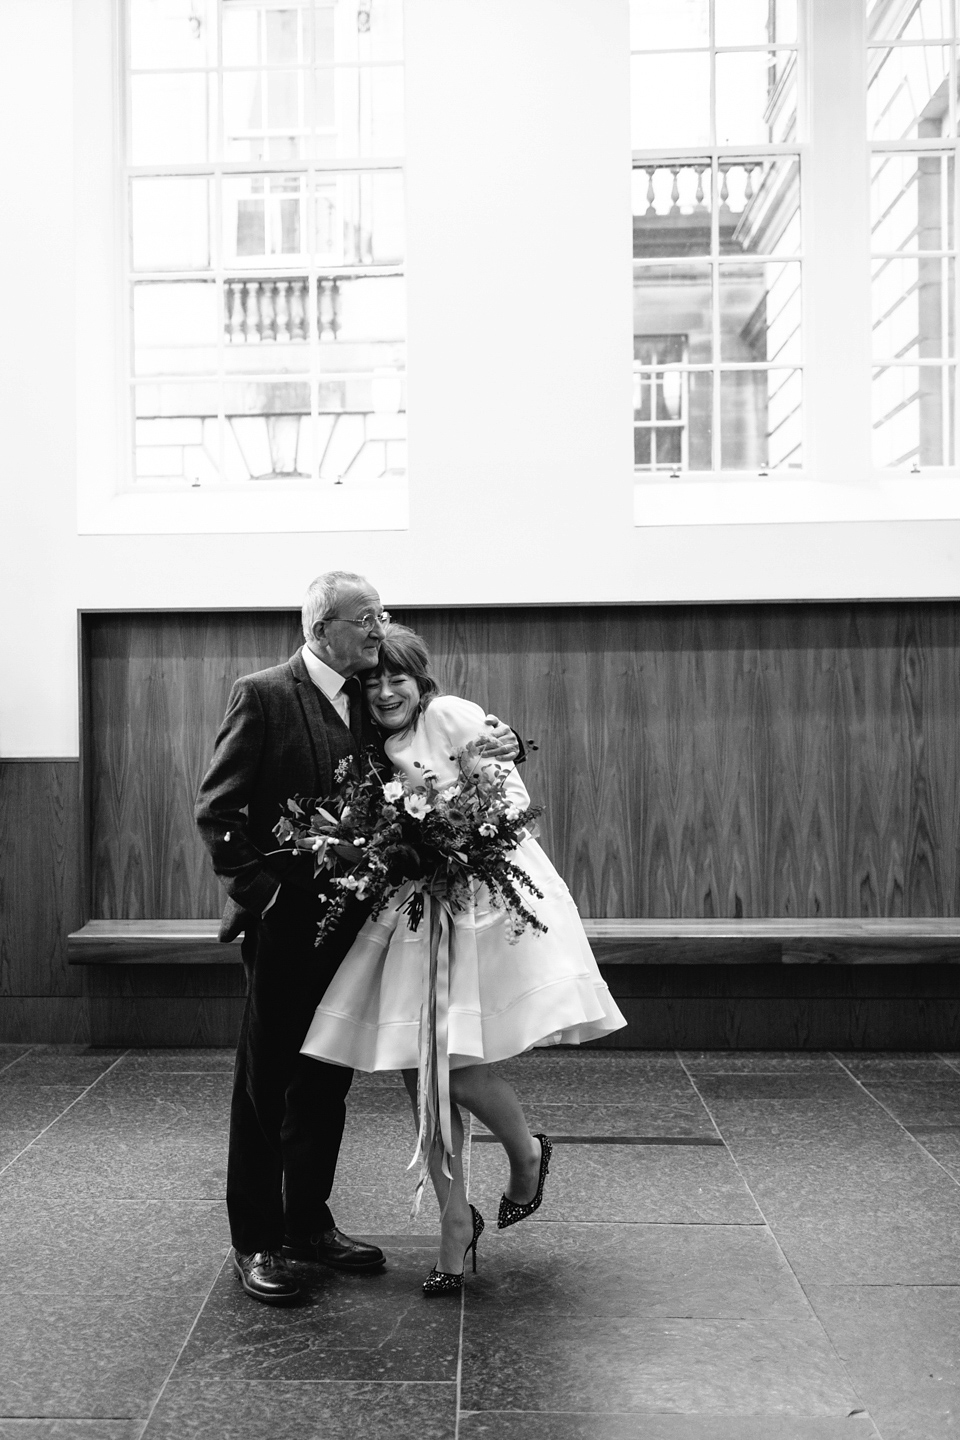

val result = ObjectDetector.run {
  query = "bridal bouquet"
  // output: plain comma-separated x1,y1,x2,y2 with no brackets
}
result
273,747,547,946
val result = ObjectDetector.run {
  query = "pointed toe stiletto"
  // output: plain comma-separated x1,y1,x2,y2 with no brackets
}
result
423,1204,484,1294
497,1133,553,1229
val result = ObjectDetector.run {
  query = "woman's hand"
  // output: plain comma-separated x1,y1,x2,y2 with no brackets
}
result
474,715,520,763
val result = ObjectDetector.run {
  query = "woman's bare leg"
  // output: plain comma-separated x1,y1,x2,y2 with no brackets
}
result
402,1067,477,1273
450,1063,543,1206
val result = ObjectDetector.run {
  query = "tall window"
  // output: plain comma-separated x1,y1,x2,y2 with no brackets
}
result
630,0,802,474
125,0,405,489
869,0,958,467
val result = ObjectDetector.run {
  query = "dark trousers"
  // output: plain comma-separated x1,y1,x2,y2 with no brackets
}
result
226,885,363,1254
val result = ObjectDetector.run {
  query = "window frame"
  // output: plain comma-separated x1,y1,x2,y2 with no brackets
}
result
76,0,409,534
632,0,960,528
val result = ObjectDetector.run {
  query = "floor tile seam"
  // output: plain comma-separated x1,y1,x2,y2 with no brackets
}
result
829,1054,960,1192
0,1279,228,1302
470,1135,724,1145
0,1046,37,1076
799,1280,960,1289
453,1129,471,1440
472,1218,771,1230
505,1219,771,1230
136,1249,233,1440
0,1051,133,1178
149,1381,460,1391
453,1266,467,1440
457,1406,864,1416
676,1056,878,1424
464,1315,899,1333
12,1198,229,1208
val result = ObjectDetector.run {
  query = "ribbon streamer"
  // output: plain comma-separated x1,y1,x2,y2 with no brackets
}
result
408,891,456,1214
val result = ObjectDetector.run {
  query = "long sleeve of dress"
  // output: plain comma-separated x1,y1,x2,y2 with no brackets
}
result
421,696,531,810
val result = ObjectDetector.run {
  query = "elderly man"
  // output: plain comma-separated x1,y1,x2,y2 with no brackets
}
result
196,571,518,1303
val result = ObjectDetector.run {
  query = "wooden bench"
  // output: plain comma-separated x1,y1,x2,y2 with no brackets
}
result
67,917,960,966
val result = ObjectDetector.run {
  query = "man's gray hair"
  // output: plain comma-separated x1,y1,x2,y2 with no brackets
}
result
302,571,370,641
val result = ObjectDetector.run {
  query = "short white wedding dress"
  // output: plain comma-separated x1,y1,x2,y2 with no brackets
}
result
300,694,627,1072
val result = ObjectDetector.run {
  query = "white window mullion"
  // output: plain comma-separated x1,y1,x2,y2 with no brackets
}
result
803,0,872,485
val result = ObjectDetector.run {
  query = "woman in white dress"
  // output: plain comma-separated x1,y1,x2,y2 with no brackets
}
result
301,625,626,1291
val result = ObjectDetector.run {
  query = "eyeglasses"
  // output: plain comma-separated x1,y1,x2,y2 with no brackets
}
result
324,608,391,634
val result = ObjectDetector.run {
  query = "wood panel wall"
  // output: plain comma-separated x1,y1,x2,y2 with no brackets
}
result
0,760,86,1041
5,602,959,1046
86,603,960,923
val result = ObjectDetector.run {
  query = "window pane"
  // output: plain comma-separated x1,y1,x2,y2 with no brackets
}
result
223,381,312,480
223,277,312,371
221,5,259,65
867,0,953,42
715,0,796,46
266,70,303,129
867,45,951,141
633,164,712,259
871,152,954,252
221,1,317,64
720,368,801,468
633,366,712,471
129,0,216,69
129,73,216,164
720,261,801,363
317,410,405,481
634,264,713,362
873,364,955,465
265,8,300,64
314,169,404,265
358,0,404,63
873,255,955,359
715,51,797,145
767,367,802,467
629,0,709,49
719,157,801,256
131,178,210,271
223,70,310,160
318,275,405,344
631,53,711,147
134,382,220,485
133,282,218,375
314,65,404,158
223,175,308,266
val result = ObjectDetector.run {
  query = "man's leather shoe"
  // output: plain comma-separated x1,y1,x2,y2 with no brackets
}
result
282,1227,385,1272
233,1249,301,1304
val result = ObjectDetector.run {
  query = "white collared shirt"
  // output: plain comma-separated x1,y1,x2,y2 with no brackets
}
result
301,644,351,726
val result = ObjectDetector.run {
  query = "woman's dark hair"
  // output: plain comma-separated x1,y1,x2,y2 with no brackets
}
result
367,622,441,705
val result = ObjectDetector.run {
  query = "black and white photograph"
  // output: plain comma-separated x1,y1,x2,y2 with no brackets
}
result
3,0,960,1434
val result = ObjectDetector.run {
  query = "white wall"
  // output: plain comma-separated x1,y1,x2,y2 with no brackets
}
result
1,0,959,757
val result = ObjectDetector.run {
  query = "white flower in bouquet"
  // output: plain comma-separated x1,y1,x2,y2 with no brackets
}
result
404,793,432,819
382,779,404,802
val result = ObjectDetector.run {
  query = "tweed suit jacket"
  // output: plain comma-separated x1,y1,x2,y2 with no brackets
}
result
196,649,384,918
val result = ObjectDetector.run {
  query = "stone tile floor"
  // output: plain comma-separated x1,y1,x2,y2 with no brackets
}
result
2,1047,960,1438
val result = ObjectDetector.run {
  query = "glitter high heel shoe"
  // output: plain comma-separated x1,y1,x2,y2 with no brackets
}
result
422,1204,484,1295
497,1134,553,1229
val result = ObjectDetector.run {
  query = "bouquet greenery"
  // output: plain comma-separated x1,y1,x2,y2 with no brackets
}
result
273,746,547,945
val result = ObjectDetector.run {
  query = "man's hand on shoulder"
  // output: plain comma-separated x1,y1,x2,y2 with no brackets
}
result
475,714,521,763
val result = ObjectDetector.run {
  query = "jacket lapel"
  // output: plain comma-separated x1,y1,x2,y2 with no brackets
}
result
288,649,335,792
